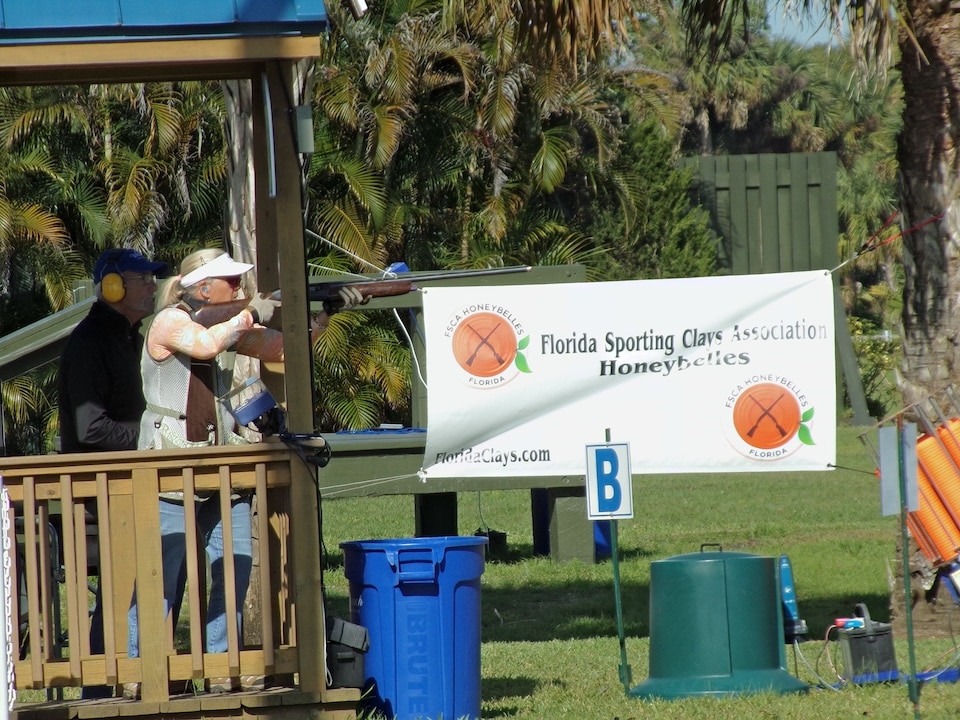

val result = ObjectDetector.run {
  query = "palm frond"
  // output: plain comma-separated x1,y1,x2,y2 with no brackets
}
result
530,126,575,192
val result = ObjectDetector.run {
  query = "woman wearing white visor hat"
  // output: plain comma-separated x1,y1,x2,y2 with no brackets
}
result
125,247,365,697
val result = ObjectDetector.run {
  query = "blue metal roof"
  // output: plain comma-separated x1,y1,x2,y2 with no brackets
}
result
0,0,327,43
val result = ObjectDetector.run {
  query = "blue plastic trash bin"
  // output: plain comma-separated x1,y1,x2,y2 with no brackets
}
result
341,536,487,720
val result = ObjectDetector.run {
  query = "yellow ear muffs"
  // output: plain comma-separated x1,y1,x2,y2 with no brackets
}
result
100,272,126,303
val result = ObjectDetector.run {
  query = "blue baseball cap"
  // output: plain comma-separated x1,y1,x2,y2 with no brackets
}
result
93,248,168,283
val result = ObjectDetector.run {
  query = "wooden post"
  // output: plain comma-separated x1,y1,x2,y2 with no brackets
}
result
255,59,327,695
131,467,167,702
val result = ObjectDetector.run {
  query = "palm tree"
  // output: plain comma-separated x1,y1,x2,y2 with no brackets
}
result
831,54,903,317
1,366,58,456
0,81,227,454
312,310,412,430
323,0,658,269
762,40,844,153
0,81,225,270
675,0,960,408
312,0,479,268
447,0,631,72
95,82,227,260
0,88,77,313
306,0,639,426
636,5,851,157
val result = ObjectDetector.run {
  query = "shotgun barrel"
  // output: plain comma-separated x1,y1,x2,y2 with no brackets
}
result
191,265,532,327
306,264,532,303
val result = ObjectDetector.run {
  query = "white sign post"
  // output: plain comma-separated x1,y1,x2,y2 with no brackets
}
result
587,431,634,692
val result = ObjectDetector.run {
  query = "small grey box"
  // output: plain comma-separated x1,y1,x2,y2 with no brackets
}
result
329,617,369,652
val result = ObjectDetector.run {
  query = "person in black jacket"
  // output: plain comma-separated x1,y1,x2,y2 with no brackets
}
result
58,248,167,698
58,248,167,452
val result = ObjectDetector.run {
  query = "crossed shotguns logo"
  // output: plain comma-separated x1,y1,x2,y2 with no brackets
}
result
725,381,817,459
465,321,505,369
449,309,530,386
746,392,789,441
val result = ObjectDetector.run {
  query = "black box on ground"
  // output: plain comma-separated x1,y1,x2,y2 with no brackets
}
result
837,604,898,684
326,617,368,689
475,527,508,561
327,641,365,689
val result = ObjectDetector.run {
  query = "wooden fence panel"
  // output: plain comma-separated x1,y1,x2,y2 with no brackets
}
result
685,152,839,274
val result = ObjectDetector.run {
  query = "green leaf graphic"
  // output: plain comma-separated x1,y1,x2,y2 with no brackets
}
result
801,407,815,422
515,353,532,373
518,335,530,350
798,424,814,445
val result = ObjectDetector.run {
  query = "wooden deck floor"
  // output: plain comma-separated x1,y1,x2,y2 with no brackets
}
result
14,686,360,720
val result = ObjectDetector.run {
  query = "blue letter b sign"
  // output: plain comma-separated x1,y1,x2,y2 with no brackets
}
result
585,443,633,519
596,448,621,512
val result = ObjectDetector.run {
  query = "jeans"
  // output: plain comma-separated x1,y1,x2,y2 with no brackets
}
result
80,584,112,698
82,500,112,699
128,494,253,657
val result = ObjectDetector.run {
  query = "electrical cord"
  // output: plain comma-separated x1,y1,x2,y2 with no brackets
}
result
305,230,392,276
791,635,844,691
815,624,846,688
305,230,430,390
279,432,332,468
914,598,960,681
791,625,960,691
280,433,335,688
396,306,428,391
476,491,489,535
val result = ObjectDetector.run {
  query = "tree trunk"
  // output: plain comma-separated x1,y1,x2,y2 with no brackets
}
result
892,5,960,630
221,78,262,446
897,4,960,413
222,78,269,649
221,63,314,652
696,106,713,155
223,79,259,277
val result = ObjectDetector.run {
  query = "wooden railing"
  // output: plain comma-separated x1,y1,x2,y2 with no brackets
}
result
0,440,354,710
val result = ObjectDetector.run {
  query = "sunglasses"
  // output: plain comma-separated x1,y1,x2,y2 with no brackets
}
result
123,272,158,285
214,276,243,289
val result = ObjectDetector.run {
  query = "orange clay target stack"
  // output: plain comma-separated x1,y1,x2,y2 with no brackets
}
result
862,386,960,705
862,388,960,576
894,389,960,572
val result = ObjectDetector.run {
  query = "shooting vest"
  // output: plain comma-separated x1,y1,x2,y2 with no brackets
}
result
138,304,242,452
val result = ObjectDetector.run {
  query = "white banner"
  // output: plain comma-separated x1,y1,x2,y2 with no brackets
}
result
420,270,837,478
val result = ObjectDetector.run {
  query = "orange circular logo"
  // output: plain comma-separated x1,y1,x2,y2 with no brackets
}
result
451,312,517,377
731,383,801,449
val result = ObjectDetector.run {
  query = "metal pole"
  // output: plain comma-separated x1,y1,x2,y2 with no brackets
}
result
897,415,920,717
605,428,632,692
611,519,631,692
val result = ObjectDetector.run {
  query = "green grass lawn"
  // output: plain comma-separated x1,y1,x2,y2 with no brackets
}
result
321,423,960,719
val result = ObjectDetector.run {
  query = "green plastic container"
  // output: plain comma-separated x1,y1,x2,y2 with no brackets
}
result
631,545,808,700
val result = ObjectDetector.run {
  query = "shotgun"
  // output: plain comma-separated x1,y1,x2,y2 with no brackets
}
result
191,265,532,328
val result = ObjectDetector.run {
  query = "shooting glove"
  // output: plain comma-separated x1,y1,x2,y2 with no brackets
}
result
339,285,367,309
323,285,369,315
247,293,282,325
